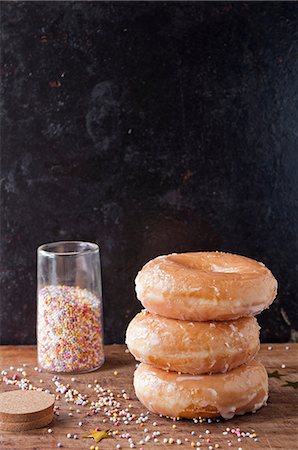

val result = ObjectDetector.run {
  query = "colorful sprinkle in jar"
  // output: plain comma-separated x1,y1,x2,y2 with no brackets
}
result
37,241,104,373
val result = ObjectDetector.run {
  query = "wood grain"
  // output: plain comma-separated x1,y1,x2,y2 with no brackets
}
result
0,344,297,450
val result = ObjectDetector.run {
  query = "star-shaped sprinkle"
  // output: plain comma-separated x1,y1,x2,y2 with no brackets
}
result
83,429,113,443
268,370,284,379
282,381,298,389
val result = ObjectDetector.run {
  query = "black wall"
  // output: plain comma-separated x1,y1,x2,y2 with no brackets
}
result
1,2,297,345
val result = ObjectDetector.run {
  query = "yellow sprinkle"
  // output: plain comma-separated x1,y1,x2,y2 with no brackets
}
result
191,442,196,447
95,447,99,450
90,447,95,450
215,445,220,449
169,438,174,444
172,424,176,429
114,371,118,375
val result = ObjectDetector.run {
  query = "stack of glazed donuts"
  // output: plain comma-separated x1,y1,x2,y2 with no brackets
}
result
126,252,277,420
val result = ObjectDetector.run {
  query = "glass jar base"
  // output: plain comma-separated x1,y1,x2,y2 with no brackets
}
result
38,357,105,374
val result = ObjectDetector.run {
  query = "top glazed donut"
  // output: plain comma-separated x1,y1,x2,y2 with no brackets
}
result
135,252,277,321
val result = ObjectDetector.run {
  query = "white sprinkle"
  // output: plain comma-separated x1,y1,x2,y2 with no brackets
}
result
71,377,76,382
163,438,168,444
285,345,289,350
281,364,286,368
66,433,71,439
206,430,210,434
177,439,182,445
268,346,272,350
57,444,63,448
73,434,78,439
78,421,83,426
47,428,53,433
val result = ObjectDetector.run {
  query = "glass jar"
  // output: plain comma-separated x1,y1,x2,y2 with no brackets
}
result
37,241,104,373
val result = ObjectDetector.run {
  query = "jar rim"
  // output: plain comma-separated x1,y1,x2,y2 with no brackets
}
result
38,241,99,257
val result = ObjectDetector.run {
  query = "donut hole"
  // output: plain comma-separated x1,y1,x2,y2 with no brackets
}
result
168,253,244,274
209,264,241,273
179,404,219,418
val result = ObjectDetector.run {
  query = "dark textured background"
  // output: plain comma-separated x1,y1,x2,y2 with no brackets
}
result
1,1,297,345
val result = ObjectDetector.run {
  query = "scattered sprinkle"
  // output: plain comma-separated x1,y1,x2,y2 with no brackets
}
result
83,429,112,443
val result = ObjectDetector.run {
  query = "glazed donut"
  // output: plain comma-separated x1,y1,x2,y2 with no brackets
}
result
126,311,260,374
134,360,268,419
135,252,277,321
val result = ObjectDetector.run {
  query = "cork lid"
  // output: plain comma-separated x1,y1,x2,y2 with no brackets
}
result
0,390,55,423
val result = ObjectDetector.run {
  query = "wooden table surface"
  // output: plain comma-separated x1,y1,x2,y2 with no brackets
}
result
0,344,297,450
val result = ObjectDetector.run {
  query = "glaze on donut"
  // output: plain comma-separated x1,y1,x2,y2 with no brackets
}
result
135,252,277,321
126,311,260,374
134,360,268,419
